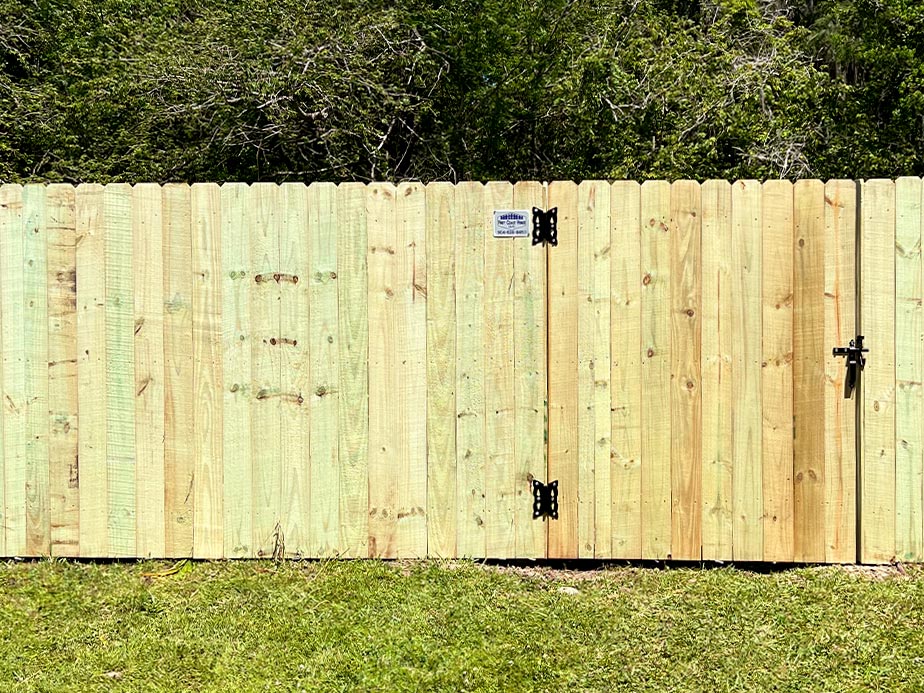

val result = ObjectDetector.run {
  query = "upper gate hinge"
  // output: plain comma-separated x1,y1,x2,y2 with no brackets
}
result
531,207,558,247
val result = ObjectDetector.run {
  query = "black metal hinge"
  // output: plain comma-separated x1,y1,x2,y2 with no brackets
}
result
532,479,559,520
832,334,868,399
531,207,558,247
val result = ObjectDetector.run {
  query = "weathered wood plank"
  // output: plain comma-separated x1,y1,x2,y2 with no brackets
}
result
484,181,516,559
280,183,311,556
824,180,857,564
191,183,223,558
307,182,340,557
163,184,194,558
23,185,49,556
455,182,486,557
701,180,733,561
669,180,702,561
793,179,827,563
425,182,457,558
46,184,80,557
367,182,399,558
731,180,763,561
220,183,252,558
1,184,26,556
610,181,642,559
860,179,896,564
640,180,672,559
548,180,580,559
250,183,282,558
337,183,369,558
895,177,924,562
513,181,547,560
133,183,166,559
761,180,794,563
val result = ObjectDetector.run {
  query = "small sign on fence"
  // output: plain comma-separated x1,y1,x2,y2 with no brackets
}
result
493,210,530,238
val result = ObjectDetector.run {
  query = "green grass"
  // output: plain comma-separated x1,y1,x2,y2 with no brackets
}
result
2,560,923,692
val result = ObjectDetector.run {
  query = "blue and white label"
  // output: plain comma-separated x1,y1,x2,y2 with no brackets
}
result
493,209,530,238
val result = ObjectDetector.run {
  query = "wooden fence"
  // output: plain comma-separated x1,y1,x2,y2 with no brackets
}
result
0,180,920,562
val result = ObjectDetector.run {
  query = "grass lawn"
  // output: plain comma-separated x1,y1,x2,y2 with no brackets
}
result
1,559,923,692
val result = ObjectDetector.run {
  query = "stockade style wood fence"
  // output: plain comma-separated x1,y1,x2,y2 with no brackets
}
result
0,180,921,563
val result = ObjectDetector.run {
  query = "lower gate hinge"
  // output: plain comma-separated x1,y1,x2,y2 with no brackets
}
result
532,479,559,520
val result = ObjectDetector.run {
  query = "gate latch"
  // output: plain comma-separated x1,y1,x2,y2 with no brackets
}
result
832,335,868,399
532,479,559,520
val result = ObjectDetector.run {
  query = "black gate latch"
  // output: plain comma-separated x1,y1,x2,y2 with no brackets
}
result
532,479,559,520
531,207,558,247
832,335,868,399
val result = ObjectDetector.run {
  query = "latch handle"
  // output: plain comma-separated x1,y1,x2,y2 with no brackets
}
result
832,335,868,399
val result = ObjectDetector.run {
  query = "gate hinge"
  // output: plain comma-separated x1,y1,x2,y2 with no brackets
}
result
532,479,559,520
531,207,558,247
832,335,868,399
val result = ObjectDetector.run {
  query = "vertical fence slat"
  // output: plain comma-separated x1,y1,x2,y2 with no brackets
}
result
484,182,516,559
861,179,896,564
426,182,456,558
1,184,25,557
307,183,339,557
191,183,223,558
47,184,79,557
824,180,857,563
455,182,486,558
396,182,427,558
367,183,399,558
793,180,827,562
610,182,642,559
730,180,763,561
669,180,702,561
639,180,672,559
133,183,165,559
75,184,107,557
280,183,311,556
23,185,49,556
221,183,252,558
337,183,369,558
548,180,580,559
513,181,547,559
701,181,733,561
761,180,795,563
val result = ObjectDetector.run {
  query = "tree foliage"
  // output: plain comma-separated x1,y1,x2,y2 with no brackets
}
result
0,0,921,182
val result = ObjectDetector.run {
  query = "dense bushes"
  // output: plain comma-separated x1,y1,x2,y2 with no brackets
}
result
0,0,921,182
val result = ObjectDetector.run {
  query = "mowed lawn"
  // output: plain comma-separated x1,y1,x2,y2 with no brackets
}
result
1,559,923,692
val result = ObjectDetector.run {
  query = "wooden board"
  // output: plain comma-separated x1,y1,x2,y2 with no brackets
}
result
307,183,339,557
367,183,399,558
396,182,427,558
700,180,733,561
23,185,50,555
1,185,25,556
163,184,194,558
793,180,828,562
547,181,580,559
824,180,857,563
220,183,253,558
250,183,283,558
731,180,762,561
610,181,642,559
895,177,924,562
455,182,486,557
513,181,547,560
669,180,702,561
191,183,223,558
132,183,165,559
337,183,369,558
280,183,311,556
639,180,671,559
46,184,80,557
860,179,896,563
483,182,516,558
761,180,795,563
425,182,457,558
75,184,107,557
